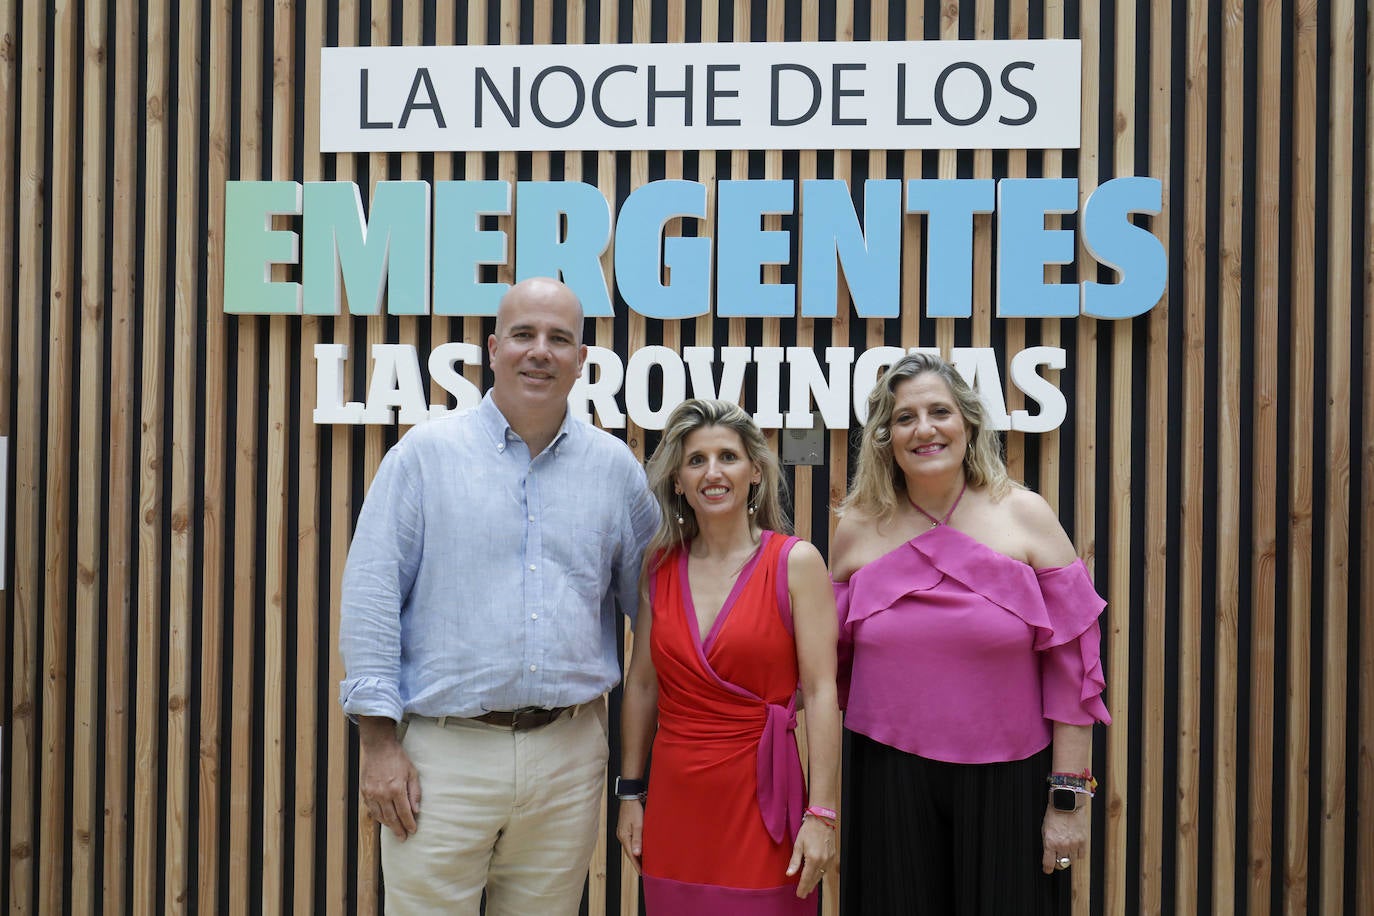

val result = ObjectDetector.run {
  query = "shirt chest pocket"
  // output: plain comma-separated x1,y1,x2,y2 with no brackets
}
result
563,524,613,601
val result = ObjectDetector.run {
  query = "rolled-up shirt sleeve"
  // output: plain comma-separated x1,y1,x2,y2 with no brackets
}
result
338,445,425,721
614,460,659,625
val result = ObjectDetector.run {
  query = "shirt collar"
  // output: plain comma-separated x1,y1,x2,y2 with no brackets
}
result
477,391,578,455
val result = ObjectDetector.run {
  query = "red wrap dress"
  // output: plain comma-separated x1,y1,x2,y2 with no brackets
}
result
640,530,815,915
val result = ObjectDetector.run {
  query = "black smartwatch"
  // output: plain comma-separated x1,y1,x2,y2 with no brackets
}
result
1051,787,1079,812
614,776,647,801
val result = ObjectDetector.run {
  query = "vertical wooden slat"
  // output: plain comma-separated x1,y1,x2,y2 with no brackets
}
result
39,3,78,913
1318,1,1355,911
601,2,632,912
198,0,232,911
103,1,141,909
326,2,360,913
354,0,396,907
933,1,956,357
70,1,109,912
260,0,297,909
1214,0,1245,909
1360,7,1374,907
1002,0,1029,485
894,0,922,454
1104,0,1136,913
1142,0,1174,908
1249,0,1284,910
228,1,264,912
1176,1,1209,912
0,0,12,714
460,0,488,399
828,0,853,548
0,0,16,878
1360,11,1374,914
970,0,992,351
292,0,325,911
1038,0,1062,515
798,0,823,904
1071,3,1104,911
133,0,171,910
574,0,610,909
10,0,48,911
164,0,203,909
625,0,648,461
1285,0,1318,910
727,0,747,358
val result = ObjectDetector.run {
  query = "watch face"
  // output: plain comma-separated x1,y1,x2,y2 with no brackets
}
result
1052,788,1078,812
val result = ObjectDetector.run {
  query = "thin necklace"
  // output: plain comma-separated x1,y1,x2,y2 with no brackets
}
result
907,478,967,529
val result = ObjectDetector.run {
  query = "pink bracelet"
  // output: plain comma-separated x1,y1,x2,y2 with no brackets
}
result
804,805,838,823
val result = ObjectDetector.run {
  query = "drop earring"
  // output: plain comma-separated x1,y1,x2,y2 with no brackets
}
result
675,495,685,526
747,482,758,516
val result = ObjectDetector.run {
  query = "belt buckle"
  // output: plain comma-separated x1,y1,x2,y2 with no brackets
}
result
510,706,546,730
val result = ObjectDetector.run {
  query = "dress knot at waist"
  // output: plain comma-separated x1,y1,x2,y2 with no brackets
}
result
756,701,805,844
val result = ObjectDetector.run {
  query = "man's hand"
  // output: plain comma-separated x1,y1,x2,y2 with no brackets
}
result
358,716,422,841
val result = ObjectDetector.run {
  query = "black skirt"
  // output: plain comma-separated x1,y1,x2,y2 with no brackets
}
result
840,731,1069,916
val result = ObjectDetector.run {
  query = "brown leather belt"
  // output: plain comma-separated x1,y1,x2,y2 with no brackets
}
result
467,706,573,730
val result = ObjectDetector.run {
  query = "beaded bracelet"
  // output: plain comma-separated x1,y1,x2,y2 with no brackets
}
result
1047,769,1098,796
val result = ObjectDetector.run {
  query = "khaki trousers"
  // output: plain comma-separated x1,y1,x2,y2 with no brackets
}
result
381,699,609,916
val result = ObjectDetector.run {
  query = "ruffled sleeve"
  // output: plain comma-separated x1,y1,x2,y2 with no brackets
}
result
908,530,1110,726
1035,561,1111,726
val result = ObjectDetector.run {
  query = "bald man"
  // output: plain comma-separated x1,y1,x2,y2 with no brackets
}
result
340,278,658,914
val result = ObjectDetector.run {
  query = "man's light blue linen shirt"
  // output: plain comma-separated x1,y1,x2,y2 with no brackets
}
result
339,394,659,721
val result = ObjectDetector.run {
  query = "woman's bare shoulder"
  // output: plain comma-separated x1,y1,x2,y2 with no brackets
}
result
829,508,897,582
995,487,1077,567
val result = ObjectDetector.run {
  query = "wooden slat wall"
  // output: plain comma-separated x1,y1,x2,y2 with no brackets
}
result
1,2,1370,914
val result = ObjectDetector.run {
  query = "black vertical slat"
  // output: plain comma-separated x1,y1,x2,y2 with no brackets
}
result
1197,0,1225,911
1233,0,1262,911
1307,2,1334,913
1158,5,1189,908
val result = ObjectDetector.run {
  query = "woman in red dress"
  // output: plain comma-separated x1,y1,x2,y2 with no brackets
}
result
616,399,841,915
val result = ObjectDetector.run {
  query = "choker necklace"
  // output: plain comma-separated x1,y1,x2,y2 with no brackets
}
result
907,478,967,529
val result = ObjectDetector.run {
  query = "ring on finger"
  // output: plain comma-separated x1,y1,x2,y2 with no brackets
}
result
1054,856,1071,870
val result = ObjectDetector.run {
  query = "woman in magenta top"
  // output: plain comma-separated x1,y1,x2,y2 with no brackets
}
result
830,353,1111,915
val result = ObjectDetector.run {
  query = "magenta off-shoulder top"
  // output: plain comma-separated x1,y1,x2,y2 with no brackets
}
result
833,525,1111,764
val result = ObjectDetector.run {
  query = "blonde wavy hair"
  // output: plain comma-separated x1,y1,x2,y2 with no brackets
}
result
643,399,790,571
840,352,1018,520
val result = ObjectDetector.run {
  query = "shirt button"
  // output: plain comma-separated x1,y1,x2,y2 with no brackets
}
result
497,444,505,451
531,613,538,620
528,515,535,522
528,564,536,571
529,665,537,672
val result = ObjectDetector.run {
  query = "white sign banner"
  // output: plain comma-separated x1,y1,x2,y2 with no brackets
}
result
321,40,1081,153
